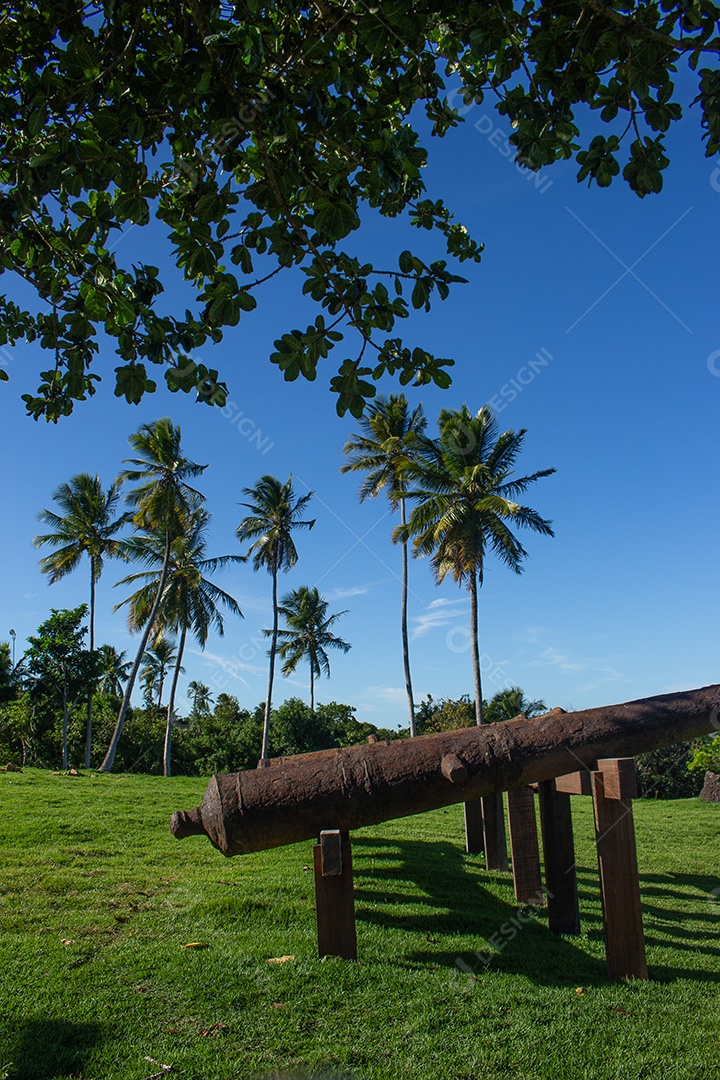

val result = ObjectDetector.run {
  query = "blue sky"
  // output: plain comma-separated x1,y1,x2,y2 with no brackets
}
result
1,76,718,730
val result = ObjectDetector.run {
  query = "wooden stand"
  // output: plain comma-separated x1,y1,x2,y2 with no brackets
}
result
507,786,543,903
313,829,357,960
592,760,647,980
312,760,646,978
538,779,581,935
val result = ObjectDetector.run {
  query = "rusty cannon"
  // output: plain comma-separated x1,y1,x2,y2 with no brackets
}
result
170,684,719,976
171,684,719,855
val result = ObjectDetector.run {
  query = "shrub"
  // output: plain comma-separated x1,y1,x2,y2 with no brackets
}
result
687,734,720,775
635,741,705,799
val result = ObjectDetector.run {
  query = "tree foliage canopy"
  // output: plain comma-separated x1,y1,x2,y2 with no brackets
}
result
1,0,719,419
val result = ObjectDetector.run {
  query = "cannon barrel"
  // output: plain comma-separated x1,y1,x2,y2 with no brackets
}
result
170,684,719,856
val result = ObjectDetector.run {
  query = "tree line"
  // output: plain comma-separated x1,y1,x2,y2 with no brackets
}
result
1,397,560,773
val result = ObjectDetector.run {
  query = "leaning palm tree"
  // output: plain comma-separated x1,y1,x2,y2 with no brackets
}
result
273,586,351,712
117,507,243,775
236,476,314,762
398,404,555,863
341,394,426,735
98,418,207,772
34,473,129,766
97,644,132,698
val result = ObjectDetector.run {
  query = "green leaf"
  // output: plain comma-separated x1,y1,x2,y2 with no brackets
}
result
237,291,257,312
114,364,152,404
313,200,360,242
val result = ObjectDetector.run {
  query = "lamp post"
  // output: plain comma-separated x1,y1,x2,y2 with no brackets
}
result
9,628,16,668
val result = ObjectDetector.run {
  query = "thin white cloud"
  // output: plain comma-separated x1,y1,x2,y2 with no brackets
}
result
190,647,263,684
411,597,467,640
278,672,308,692
533,646,586,672
578,668,633,693
529,647,632,692
364,685,408,705
330,585,370,600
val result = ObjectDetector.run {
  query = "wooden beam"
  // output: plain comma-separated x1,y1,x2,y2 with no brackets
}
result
592,769,647,980
313,832,357,960
537,779,580,935
554,770,594,796
319,829,343,876
507,786,543,903
597,758,638,801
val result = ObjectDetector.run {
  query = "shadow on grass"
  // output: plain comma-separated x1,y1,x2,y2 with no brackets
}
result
350,835,720,986
351,836,607,987
6,1019,101,1080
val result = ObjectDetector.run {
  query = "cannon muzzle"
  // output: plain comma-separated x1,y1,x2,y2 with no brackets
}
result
170,807,206,839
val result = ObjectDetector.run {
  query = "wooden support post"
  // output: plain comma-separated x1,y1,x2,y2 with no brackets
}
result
313,830,357,960
482,792,509,872
507,786,543,903
537,779,580,935
464,799,484,855
592,762,647,981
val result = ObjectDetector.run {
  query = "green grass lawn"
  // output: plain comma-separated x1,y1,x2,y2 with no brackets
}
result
0,769,718,1080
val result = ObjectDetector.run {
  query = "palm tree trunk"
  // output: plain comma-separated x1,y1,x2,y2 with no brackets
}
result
260,565,278,762
98,533,172,772
469,572,508,868
310,663,315,713
400,497,416,737
469,571,484,725
62,690,69,771
465,569,486,854
85,566,96,769
164,625,186,778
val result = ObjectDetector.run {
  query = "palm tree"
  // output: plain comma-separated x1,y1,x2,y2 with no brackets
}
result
398,404,555,725
140,634,178,708
398,404,555,864
236,475,315,762
34,473,129,766
341,394,426,736
98,418,207,772
188,680,213,718
117,507,243,775
273,586,351,711
97,644,132,698
485,686,546,724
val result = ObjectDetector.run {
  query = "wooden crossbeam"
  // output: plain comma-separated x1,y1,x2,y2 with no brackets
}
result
554,770,594,796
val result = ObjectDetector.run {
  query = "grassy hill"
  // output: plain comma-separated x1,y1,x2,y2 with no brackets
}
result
0,769,718,1079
